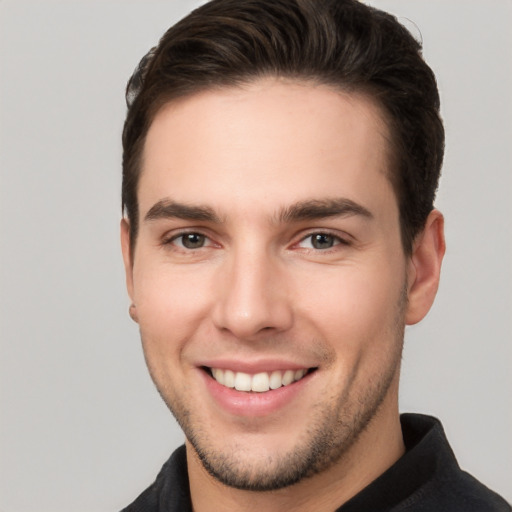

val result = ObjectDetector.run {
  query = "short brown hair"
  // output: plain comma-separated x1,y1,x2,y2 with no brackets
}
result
122,0,444,255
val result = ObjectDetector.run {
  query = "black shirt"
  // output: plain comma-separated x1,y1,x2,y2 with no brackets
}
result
121,414,511,511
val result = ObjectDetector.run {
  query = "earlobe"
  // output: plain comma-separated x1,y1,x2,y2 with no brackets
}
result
405,209,446,325
120,218,136,308
129,303,139,323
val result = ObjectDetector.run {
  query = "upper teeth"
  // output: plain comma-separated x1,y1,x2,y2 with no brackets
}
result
211,368,307,393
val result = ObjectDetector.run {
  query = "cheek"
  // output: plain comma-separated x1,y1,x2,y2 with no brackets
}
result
132,261,213,350
296,263,405,352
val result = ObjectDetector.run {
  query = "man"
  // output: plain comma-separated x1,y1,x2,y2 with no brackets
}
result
119,0,510,510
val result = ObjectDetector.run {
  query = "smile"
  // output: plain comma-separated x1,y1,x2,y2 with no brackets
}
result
208,367,313,393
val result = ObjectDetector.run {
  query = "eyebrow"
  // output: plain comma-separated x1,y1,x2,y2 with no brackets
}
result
276,198,373,223
144,197,373,224
144,199,221,223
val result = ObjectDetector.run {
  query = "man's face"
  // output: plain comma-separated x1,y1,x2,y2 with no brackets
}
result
123,79,413,490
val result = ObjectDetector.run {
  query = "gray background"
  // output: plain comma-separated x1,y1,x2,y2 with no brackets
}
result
0,0,510,510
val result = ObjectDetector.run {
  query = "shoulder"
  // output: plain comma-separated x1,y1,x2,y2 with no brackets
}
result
398,414,511,512
398,472,511,512
445,470,511,511
339,414,510,512
120,445,192,512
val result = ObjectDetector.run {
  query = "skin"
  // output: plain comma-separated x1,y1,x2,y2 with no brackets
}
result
121,78,445,512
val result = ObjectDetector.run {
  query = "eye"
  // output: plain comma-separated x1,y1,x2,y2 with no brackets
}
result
171,232,208,249
298,232,345,250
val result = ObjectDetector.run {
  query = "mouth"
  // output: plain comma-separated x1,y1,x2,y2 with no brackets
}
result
204,367,316,393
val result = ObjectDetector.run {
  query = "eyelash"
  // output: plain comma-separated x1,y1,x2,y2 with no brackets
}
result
163,231,214,250
162,230,351,252
296,231,351,251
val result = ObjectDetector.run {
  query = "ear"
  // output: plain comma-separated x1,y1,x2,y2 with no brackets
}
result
120,218,135,304
405,209,446,325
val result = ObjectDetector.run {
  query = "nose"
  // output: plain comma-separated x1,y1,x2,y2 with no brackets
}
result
212,245,294,339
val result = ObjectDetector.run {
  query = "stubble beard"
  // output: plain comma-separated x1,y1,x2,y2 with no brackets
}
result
188,358,402,492
144,287,407,492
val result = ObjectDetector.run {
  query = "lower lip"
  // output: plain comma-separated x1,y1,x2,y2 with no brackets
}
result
200,369,314,417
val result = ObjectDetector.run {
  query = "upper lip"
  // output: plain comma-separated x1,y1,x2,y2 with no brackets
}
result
198,358,315,374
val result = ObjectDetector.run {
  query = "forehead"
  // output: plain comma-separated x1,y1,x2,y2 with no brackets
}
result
139,79,395,219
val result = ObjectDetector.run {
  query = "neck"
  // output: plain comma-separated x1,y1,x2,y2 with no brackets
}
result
187,385,405,512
